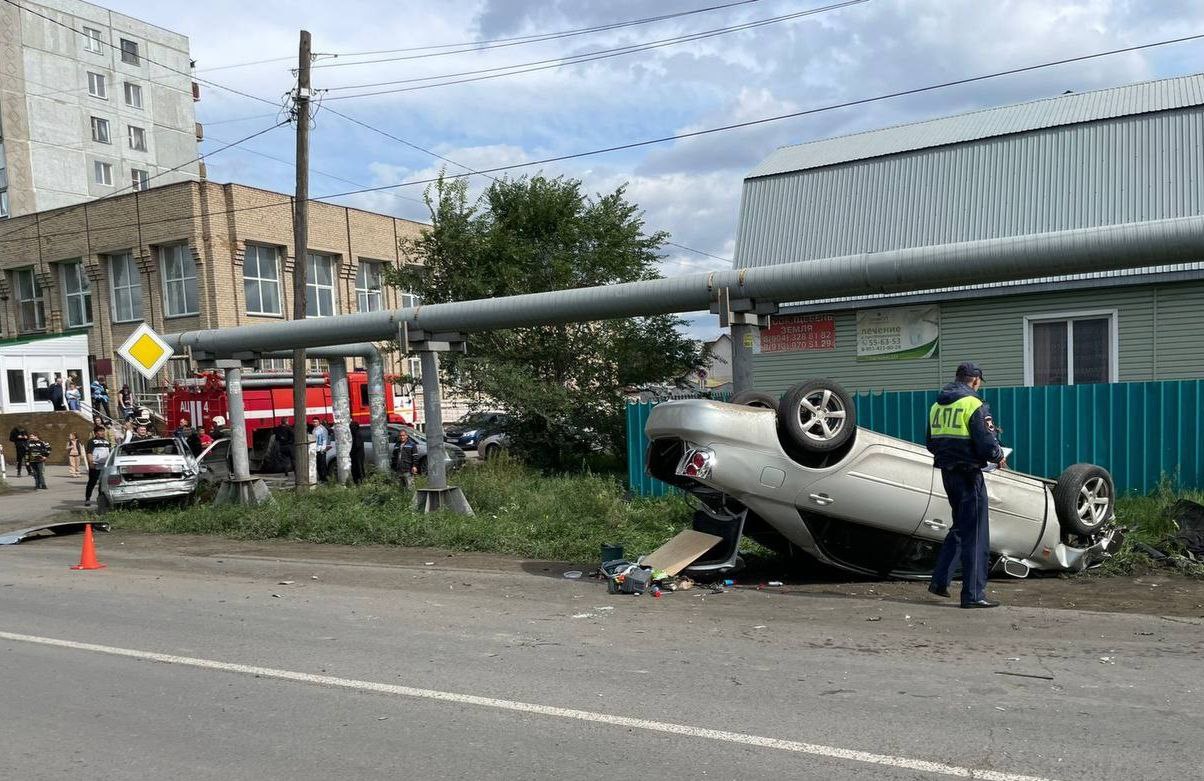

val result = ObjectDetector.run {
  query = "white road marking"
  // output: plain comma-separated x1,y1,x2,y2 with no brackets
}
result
0,630,1056,781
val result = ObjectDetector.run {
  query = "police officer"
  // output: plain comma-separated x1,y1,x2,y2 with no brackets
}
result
926,362,1005,608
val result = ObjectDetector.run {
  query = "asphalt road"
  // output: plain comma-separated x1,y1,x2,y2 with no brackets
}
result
2,533,1201,781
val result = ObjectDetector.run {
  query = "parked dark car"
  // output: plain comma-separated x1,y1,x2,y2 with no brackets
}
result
323,423,465,477
443,411,507,450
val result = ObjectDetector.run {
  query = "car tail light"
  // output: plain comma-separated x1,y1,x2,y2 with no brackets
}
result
676,447,714,480
107,474,123,487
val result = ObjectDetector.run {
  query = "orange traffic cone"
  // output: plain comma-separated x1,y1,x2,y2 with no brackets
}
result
70,523,106,571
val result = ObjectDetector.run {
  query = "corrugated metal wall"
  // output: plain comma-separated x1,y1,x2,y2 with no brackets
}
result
735,108,1204,267
627,380,1204,497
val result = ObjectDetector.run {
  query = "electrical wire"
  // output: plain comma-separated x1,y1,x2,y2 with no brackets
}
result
312,1,762,68
322,1,865,96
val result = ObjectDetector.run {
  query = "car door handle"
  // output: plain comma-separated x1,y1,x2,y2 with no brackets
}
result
922,519,949,530
809,493,834,506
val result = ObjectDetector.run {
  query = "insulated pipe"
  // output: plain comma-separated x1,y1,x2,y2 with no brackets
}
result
261,343,391,475
329,362,352,486
225,366,251,481
166,216,1204,355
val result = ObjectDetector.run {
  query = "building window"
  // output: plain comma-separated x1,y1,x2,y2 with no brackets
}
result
1025,311,1117,386
93,160,112,185
0,190,8,219
131,168,149,191
87,72,107,98
243,244,282,315
128,125,146,151
355,260,382,312
60,260,93,327
160,243,198,317
91,117,110,144
124,82,142,108
120,38,140,65
13,268,45,332
83,26,103,53
305,252,336,317
401,292,419,308
108,251,142,322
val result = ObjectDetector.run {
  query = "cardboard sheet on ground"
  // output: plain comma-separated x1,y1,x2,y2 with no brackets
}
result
641,529,723,576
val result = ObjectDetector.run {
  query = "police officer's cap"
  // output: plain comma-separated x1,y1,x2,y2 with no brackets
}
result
956,361,984,380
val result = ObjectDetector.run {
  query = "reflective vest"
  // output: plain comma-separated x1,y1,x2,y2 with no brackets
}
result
928,395,983,440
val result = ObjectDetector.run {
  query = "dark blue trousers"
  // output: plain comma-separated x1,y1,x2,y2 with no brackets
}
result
931,468,990,604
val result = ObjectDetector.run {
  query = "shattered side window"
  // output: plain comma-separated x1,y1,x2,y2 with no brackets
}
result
118,439,185,457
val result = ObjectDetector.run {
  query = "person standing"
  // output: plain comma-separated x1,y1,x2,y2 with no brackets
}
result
66,380,82,411
49,374,66,411
8,425,28,477
91,377,112,420
394,428,419,490
118,384,135,420
209,415,231,441
66,432,83,477
312,418,330,482
25,432,51,489
926,362,1006,609
349,420,365,485
84,425,113,507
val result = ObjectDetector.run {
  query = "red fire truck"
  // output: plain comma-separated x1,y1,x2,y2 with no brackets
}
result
166,371,412,438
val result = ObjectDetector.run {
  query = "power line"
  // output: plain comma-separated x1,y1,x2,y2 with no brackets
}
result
667,242,731,263
323,1,865,97
312,1,762,68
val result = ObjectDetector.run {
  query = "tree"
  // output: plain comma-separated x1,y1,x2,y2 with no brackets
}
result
390,173,707,471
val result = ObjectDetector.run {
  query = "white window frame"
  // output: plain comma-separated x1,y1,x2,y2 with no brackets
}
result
355,260,383,312
91,116,110,144
82,26,102,53
123,81,142,108
305,252,337,318
108,251,142,323
131,168,149,191
160,243,198,317
1023,309,1119,386
14,268,45,332
93,160,112,186
0,190,9,219
128,125,146,151
60,260,93,327
87,71,107,99
120,38,140,65
243,243,282,316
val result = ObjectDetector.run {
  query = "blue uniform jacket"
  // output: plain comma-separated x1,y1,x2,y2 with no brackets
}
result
926,382,1004,471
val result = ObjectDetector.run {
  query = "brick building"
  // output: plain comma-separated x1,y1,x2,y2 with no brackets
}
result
0,180,426,408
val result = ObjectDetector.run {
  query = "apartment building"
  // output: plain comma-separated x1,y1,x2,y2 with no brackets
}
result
0,180,426,407
0,0,202,219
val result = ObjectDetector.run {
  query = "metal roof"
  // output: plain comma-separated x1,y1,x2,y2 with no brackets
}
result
748,72,1204,178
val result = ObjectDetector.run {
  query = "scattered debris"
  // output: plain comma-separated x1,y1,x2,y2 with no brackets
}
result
752,625,768,630
767,581,784,587
1099,656,1116,664
278,580,295,585
311,575,320,580
994,671,1055,681
866,616,882,622
1171,499,1204,557
0,521,112,546
640,529,723,577
271,593,283,598
563,571,583,579
594,606,614,611
572,613,595,619
424,562,435,566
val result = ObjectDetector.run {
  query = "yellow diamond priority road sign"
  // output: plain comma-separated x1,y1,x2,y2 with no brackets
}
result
117,323,174,380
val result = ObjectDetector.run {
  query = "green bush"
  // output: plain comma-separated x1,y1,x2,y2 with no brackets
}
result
111,456,691,562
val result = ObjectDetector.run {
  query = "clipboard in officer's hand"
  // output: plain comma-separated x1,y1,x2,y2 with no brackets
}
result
982,447,1013,473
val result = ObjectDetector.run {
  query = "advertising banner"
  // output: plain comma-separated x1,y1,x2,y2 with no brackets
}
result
856,306,939,361
752,314,836,354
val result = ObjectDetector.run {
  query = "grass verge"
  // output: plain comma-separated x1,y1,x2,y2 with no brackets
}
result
110,456,692,562
1099,484,1204,578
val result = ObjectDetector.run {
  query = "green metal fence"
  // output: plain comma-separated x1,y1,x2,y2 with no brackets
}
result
626,380,1204,497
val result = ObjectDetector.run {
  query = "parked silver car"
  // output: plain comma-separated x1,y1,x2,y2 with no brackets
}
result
97,437,229,514
645,379,1118,580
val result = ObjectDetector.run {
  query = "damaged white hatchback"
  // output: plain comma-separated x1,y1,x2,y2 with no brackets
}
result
644,379,1119,580
97,437,230,514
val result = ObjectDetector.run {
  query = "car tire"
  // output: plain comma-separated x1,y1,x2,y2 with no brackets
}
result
96,494,110,516
729,390,780,410
778,379,856,454
1053,463,1115,536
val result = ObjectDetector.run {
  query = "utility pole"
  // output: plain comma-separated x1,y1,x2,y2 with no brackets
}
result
291,29,312,488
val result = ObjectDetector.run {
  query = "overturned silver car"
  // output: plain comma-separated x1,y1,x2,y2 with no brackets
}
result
645,379,1118,580
97,437,230,514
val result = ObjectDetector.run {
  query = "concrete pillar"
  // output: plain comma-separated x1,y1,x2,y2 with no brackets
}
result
329,361,352,485
419,350,447,490
366,353,389,472
731,323,757,394
225,365,251,481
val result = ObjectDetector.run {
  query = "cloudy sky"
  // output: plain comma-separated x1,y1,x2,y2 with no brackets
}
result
108,0,1204,338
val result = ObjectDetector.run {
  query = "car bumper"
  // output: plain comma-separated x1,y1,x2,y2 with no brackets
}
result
105,477,198,504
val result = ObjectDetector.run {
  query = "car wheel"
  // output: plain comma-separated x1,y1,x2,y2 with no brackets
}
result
96,494,110,516
483,443,502,460
1053,463,1115,536
729,390,779,411
778,379,856,453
